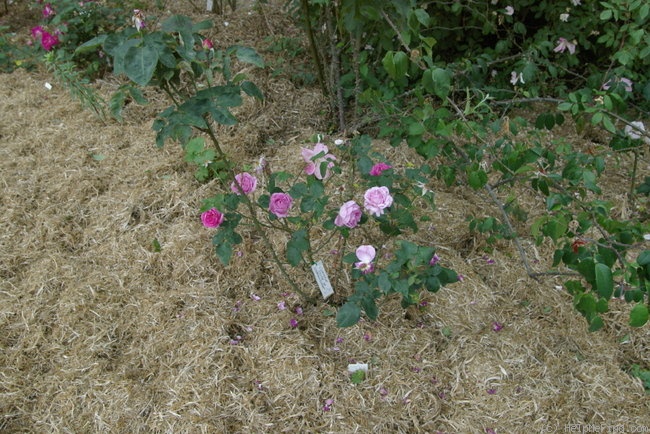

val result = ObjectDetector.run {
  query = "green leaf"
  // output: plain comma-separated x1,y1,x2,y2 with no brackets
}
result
350,370,366,384
337,302,361,327
361,297,379,320
629,304,649,327
595,262,614,299
124,44,159,86
75,34,108,55
637,250,650,266
286,229,309,266
589,315,604,332
234,45,265,67
241,81,264,100
467,168,487,189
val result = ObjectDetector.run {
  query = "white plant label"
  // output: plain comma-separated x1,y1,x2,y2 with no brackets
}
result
311,260,334,299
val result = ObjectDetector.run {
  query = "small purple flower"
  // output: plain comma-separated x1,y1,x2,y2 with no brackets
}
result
363,332,372,342
486,429,496,434
295,306,304,315
429,254,440,266
379,387,389,396
250,293,261,301
487,388,497,395
277,301,286,310
492,321,504,332
322,398,334,411
232,300,242,312
335,337,344,344
289,318,298,328
457,274,465,282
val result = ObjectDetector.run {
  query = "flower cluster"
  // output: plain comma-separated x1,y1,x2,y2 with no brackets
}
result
30,25,60,52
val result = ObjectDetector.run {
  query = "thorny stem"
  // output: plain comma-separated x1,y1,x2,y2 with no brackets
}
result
446,97,537,279
299,0,328,98
203,122,316,303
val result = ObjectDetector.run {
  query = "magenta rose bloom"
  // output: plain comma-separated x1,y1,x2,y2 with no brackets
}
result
269,192,293,218
201,208,225,228
231,172,257,195
334,200,362,228
40,31,60,51
369,162,392,176
363,186,393,217
302,143,336,180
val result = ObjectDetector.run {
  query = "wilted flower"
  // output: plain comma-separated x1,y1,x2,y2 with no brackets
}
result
302,143,336,180
510,71,525,85
603,77,633,92
625,121,649,144
132,9,146,31
554,37,576,54
571,0,581,5
560,13,570,22
369,162,392,176
355,245,376,274
42,3,55,18
504,5,514,15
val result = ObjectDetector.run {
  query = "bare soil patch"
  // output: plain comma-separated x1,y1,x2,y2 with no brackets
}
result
1,2,649,433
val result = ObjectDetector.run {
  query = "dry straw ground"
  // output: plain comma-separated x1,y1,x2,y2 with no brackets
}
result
1,1,649,433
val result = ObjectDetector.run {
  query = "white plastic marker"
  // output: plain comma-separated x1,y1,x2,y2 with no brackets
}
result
311,260,334,299
347,363,369,374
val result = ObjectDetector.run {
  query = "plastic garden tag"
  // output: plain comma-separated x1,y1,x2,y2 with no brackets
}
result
311,260,334,299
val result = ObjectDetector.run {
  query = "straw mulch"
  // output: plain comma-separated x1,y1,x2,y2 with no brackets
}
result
1,2,649,433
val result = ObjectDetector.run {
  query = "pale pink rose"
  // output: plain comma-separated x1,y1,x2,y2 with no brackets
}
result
355,245,376,274
201,208,224,228
554,37,576,54
301,143,336,180
334,200,362,228
369,162,392,176
363,186,393,217
269,192,293,218
231,172,257,195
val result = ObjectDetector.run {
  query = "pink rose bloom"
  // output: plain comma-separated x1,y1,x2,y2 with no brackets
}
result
269,192,293,218
40,31,60,51
334,200,362,228
231,172,257,195
201,208,225,228
302,143,336,180
369,162,392,176
363,186,393,217
355,245,376,274
42,3,55,18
